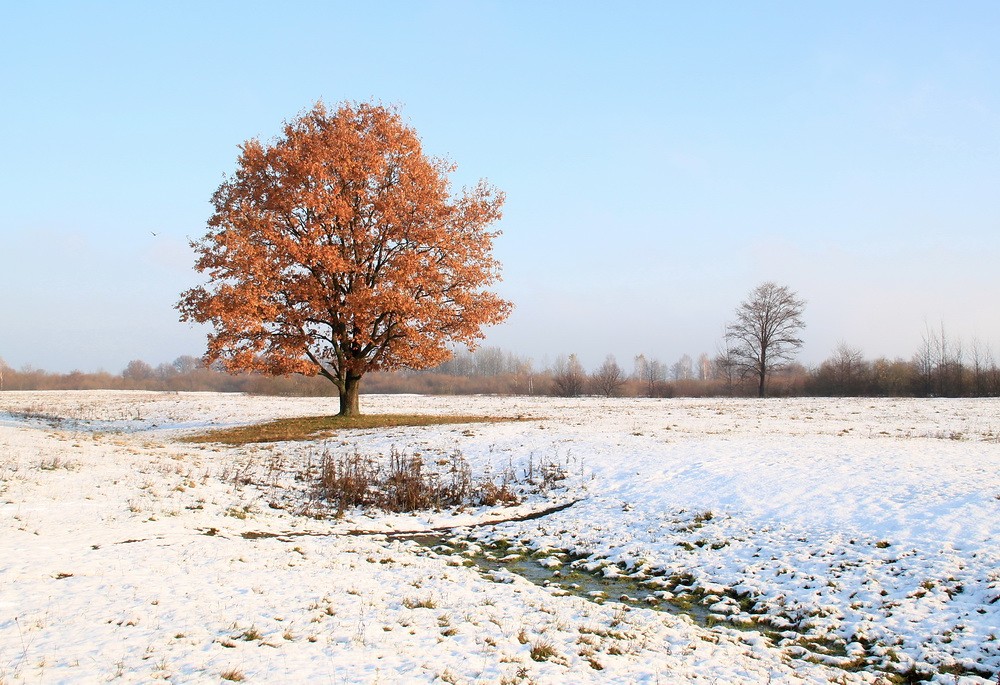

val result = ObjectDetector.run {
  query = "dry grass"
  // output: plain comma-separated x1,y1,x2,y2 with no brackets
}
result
402,596,437,610
180,413,527,445
529,638,558,662
314,447,522,514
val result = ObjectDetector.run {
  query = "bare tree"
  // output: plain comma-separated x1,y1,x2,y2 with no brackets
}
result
551,354,586,397
122,359,155,382
591,354,625,397
971,338,989,397
725,282,806,398
951,336,966,396
633,354,647,382
172,355,202,374
830,342,867,395
915,323,937,396
917,321,968,396
714,333,740,396
671,354,694,381
633,354,667,397
986,347,1000,396
697,353,712,381
155,363,179,381
812,342,868,396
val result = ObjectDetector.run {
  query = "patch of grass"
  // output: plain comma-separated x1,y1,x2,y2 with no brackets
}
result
225,505,254,520
530,639,558,662
38,456,76,471
402,596,437,610
180,414,529,445
220,667,245,681
236,625,263,641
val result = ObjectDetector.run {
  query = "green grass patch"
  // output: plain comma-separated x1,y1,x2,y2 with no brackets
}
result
180,414,528,445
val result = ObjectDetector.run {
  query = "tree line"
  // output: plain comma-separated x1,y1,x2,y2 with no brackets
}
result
3,329,998,397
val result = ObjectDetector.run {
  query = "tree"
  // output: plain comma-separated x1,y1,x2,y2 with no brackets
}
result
828,341,867,395
671,353,693,381
970,338,993,397
122,359,155,383
724,281,805,397
178,101,512,415
551,354,586,397
591,354,625,397
697,353,712,381
172,355,201,374
633,354,668,396
155,362,178,381
714,333,741,396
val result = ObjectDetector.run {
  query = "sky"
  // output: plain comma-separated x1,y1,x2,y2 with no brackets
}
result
2,1,998,374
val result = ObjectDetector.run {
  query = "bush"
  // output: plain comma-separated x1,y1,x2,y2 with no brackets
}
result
315,447,523,514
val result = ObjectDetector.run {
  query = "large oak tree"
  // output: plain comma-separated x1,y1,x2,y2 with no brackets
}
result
178,102,512,415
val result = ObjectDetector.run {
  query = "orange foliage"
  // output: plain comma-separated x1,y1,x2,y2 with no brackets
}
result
178,101,511,414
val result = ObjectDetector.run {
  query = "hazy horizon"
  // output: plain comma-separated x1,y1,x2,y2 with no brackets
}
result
3,2,998,375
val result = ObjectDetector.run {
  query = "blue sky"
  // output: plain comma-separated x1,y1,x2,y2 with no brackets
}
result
2,2,998,374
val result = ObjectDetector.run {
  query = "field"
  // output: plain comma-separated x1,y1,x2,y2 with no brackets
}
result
2,391,999,684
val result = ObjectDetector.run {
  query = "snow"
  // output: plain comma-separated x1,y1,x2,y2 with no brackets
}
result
2,390,999,683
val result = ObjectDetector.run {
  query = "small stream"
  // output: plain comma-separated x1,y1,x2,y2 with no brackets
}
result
402,533,721,627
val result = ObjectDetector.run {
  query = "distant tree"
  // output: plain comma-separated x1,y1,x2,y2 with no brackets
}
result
551,354,586,397
155,363,178,381
473,347,508,377
724,282,806,397
914,325,937,396
432,349,474,376
633,354,648,385
178,101,511,415
986,349,1000,397
671,353,694,381
591,354,625,397
714,334,741,396
969,338,997,397
868,357,914,396
633,354,668,396
825,342,868,396
172,355,201,374
122,359,155,382
915,322,968,396
697,353,712,381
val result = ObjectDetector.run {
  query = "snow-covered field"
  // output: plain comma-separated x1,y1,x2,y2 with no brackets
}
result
2,391,999,684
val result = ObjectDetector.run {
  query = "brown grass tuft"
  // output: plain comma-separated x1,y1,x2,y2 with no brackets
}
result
529,639,558,662
220,667,245,681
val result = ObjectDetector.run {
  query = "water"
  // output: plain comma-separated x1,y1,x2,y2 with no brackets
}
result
401,533,720,626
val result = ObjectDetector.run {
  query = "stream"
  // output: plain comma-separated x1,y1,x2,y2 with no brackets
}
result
401,533,720,627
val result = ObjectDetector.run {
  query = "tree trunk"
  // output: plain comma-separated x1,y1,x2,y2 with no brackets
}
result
758,369,766,398
339,373,362,416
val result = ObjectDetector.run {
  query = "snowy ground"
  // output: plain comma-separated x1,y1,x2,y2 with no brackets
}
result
1,391,998,684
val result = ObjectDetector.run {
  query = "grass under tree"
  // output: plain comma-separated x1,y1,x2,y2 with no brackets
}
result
181,413,529,445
